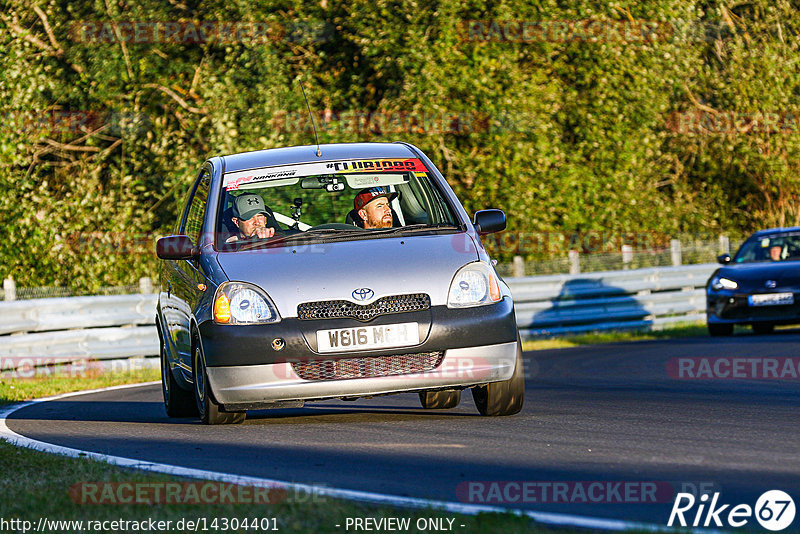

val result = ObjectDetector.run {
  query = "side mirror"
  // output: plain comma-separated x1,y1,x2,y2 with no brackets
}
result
473,209,506,234
717,254,732,265
157,235,198,260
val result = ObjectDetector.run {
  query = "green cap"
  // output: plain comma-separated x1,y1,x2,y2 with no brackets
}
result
234,194,267,221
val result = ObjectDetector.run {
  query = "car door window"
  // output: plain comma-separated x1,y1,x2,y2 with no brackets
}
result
181,169,211,245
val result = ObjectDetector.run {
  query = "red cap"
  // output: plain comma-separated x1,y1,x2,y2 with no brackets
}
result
354,187,398,211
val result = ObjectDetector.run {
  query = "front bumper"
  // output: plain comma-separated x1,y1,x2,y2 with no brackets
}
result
207,340,518,409
707,290,800,324
197,297,517,367
197,297,518,409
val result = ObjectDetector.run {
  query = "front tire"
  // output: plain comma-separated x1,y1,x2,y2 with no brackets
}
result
419,389,461,409
193,341,245,425
472,333,525,416
708,322,734,337
160,326,197,418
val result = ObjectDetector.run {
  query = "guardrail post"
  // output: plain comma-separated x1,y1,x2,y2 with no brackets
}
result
139,277,153,294
670,239,682,266
512,256,525,278
3,277,16,301
719,235,730,255
568,250,580,274
621,245,633,269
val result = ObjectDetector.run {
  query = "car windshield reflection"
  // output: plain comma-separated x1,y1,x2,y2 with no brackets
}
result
733,233,800,263
215,159,460,250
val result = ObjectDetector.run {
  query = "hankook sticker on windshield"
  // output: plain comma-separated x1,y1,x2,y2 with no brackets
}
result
224,158,428,190
225,169,300,191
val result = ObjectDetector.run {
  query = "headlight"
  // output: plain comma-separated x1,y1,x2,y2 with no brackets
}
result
213,282,281,324
710,276,738,291
447,262,503,308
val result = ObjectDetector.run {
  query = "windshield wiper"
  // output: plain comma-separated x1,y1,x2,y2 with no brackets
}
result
368,223,460,235
237,224,458,251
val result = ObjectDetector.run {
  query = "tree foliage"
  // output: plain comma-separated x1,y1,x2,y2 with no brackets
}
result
1,0,799,289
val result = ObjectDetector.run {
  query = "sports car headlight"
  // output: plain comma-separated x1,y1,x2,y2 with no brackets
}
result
447,262,503,308
213,282,280,324
710,276,738,291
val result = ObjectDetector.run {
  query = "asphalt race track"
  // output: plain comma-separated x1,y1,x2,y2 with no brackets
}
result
7,332,800,527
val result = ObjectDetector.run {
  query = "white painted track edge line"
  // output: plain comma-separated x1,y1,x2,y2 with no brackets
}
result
0,382,686,533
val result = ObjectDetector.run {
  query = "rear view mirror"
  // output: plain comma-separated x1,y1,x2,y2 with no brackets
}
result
157,235,198,260
717,254,732,265
300,177,325,189
473,209,506,234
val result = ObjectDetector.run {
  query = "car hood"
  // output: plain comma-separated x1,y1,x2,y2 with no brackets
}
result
214,233,480,316
718,261,800,289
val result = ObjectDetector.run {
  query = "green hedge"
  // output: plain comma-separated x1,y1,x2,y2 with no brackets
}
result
1,0,799,291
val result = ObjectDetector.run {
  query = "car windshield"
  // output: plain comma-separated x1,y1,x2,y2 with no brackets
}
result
215,157,459,249
733,233,800,263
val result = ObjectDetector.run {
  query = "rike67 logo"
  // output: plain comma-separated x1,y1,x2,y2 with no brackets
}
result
668,490,796,531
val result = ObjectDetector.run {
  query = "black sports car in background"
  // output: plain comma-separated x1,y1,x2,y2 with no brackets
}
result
707,227,800,336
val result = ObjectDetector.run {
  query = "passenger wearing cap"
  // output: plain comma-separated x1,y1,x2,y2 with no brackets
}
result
354,187,398,229
226,193,277,243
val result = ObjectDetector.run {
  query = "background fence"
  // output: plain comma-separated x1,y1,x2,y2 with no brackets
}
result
509,263,716,336
0,279,159,371
494,235,742,277
0,260,719,372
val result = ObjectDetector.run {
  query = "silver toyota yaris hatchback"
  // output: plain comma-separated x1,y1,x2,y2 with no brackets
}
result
156,142,524,424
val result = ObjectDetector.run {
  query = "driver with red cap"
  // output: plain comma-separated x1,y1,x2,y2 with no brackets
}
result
353,187,398,229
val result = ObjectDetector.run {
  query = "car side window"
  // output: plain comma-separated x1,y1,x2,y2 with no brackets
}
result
182,169,211,245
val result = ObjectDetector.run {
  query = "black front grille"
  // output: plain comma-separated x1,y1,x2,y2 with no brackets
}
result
291,352,444,381
297,293,430,322
716,294,800,320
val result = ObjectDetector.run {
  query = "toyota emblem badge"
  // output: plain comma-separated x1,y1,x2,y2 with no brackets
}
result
352,288,374,301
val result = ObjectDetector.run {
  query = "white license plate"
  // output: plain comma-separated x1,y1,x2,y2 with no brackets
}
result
316,322,419,353
748,293,794,306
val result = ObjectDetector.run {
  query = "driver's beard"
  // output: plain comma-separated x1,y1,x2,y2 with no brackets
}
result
367,215,391,229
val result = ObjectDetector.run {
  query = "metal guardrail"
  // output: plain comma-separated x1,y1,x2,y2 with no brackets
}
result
508,263,717,336
2,327,158,360
0,263,717,366
0,294,159,363
0,294,156,335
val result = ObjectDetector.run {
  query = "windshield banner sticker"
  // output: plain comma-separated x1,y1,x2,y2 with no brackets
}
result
224,158,427,190
344,173,408,188
324,158,427,172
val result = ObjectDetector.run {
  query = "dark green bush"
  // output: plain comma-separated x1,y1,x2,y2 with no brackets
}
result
1,0,798,290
